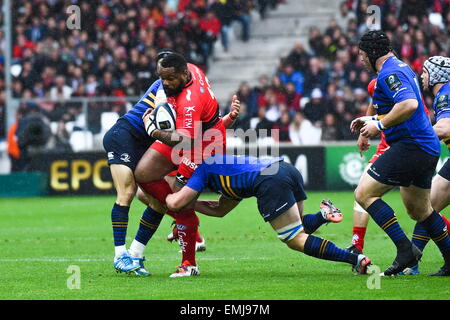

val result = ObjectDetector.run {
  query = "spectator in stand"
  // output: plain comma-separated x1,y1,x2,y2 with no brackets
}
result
285,82,302,112
278,63,304,95
199,11,221,57
289,110,321,145
264,90,281,122
49,75,73,100
273,111,291,142
236,81,258,118
321,113,338,141
336,1,356,30
210,0,235,52
303,88,328,126
253,107,274,137
233,0,253,42
285,41,310,72
303,57,328,96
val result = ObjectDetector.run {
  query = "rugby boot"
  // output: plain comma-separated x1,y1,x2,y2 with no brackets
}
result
381,244,422,276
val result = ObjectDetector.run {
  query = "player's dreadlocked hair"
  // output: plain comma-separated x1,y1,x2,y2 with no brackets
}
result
160,52,188,73
359,30,392,72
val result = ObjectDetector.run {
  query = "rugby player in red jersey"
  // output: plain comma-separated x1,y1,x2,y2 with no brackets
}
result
134,52,234,277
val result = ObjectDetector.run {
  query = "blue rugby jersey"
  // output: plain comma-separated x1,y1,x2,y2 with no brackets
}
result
186,154,283,200
122,79,162,138
373,56,440,156
433,82,450,151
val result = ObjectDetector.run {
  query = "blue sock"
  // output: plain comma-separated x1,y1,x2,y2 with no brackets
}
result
303,211,327,234
303,234,358,265
135,207,164,245
111,203,129,247
366,199,409,249
420,211,450,260
411,222,431,252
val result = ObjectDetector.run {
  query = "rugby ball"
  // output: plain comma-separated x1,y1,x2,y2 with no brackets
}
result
154,102,176,131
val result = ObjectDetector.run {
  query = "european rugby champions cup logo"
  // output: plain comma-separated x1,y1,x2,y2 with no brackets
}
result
339,152,367,186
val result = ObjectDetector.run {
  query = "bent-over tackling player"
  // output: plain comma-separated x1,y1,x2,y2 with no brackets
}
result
165,154,372,274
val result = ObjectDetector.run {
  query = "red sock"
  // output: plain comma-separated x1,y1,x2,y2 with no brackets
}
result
196,231,202,242
442,215,450,231
352,226,366,253
137,179,172,204
173,209,199,266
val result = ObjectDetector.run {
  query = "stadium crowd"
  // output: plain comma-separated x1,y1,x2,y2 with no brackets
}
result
1,0,282,169
229,0,450,143
2,0,450,161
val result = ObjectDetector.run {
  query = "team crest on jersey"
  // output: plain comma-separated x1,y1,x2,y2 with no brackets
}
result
385,73,402,91
436,94,449,110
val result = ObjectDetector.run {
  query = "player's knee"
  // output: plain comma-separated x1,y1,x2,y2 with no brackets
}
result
116,187,137,206
276,221,305,250
404,200,432,222
354,187,366,208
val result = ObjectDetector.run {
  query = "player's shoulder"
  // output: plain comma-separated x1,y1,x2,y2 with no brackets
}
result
379,58,413,90
435,84,450,110
439,82,450,95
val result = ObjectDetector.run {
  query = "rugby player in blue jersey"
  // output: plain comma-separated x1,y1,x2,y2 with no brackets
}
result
402,56,450,276
164,154,371,274
351,30,450,276
103,50,240,275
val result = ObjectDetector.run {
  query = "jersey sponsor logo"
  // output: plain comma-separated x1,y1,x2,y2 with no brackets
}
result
385,73,402,91
436,95,449,110
120,153,131,163
181,157,198,170
184,106,196,128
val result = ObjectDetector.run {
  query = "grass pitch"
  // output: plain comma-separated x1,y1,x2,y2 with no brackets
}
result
0,191,449,300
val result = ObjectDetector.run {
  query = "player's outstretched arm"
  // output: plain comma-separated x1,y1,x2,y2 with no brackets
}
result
195,196,241,218
222,95,241,129
433,118,450,139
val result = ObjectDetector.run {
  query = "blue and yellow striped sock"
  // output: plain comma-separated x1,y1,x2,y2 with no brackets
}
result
303,211,327,234
135,207,164,245
303,234,358,265
111,203,129,247
420,211,450,259
411,222,431,252
366,199,409,249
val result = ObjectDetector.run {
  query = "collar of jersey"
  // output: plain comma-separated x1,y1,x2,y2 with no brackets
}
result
183,72,194,89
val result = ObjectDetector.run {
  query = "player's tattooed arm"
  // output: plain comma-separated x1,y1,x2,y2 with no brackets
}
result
151,129,193,148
